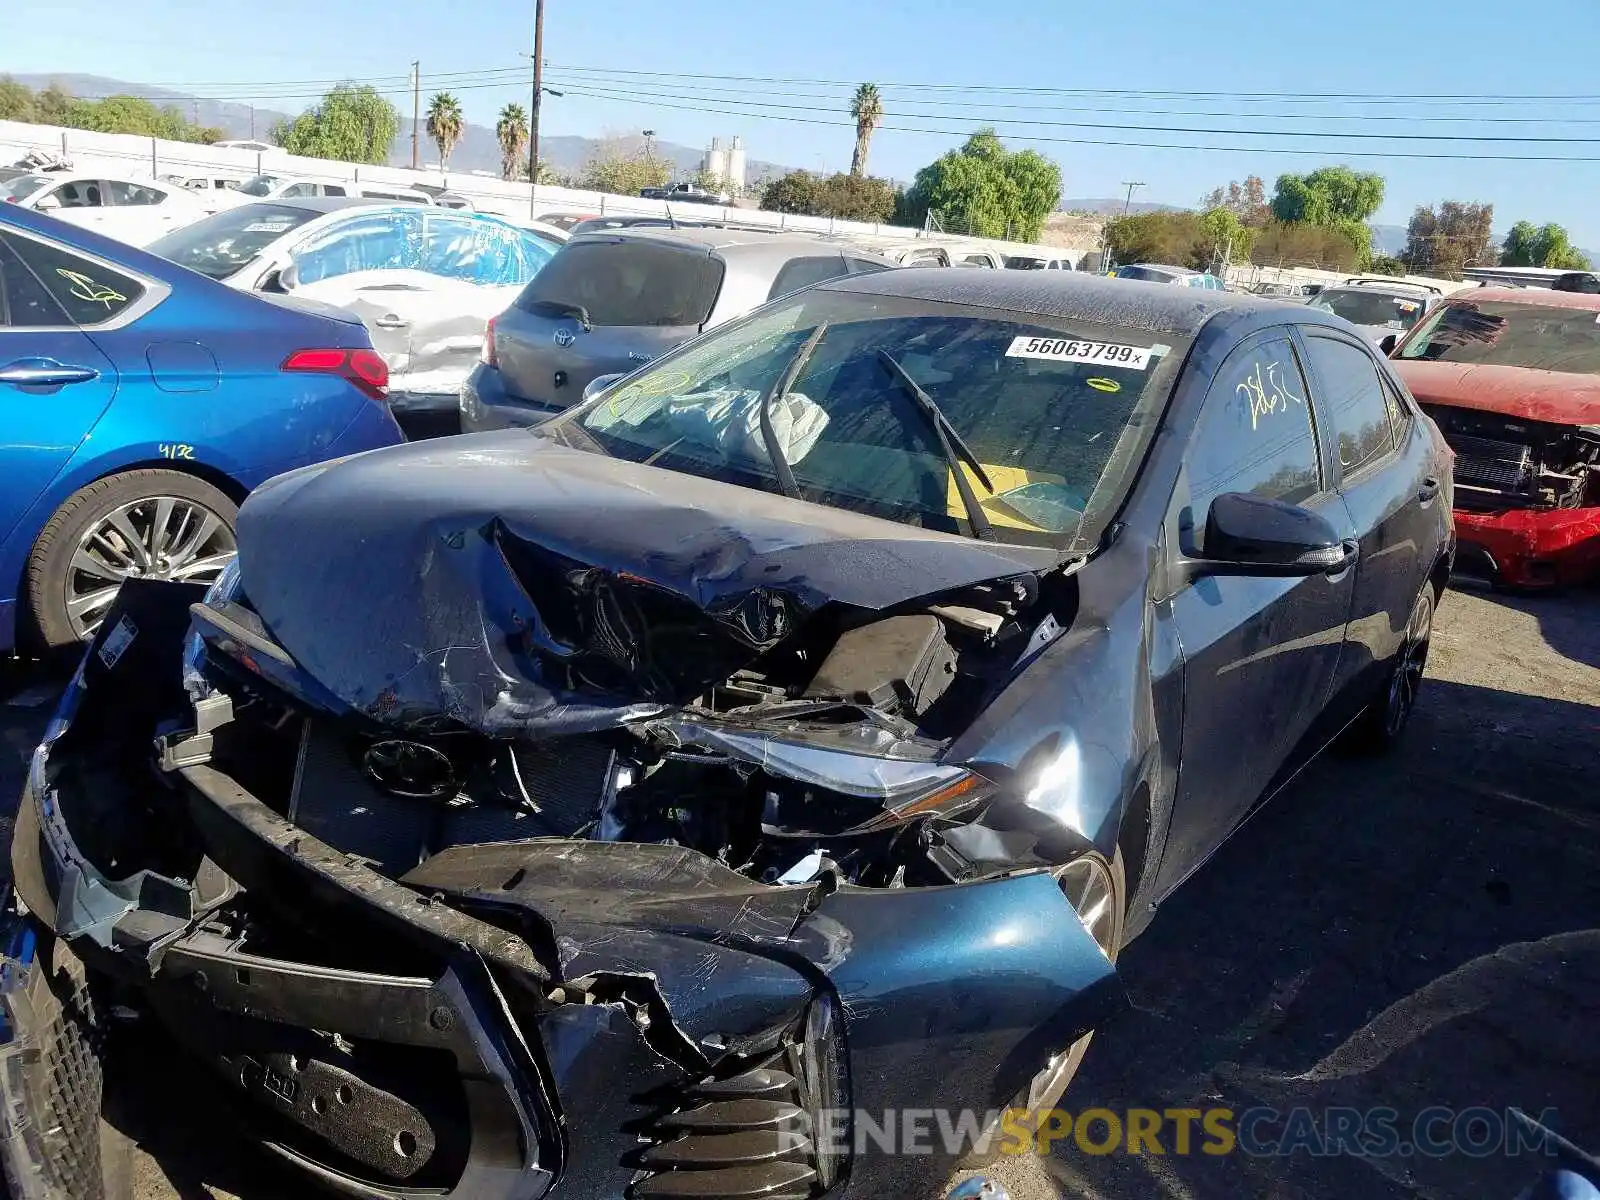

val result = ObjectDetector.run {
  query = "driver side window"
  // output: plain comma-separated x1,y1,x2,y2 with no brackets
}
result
1181,335,1322,552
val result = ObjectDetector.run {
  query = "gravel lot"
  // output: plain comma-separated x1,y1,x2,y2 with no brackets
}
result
1,581,1595,1200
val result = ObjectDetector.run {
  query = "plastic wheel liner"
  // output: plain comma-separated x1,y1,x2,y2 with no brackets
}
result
4,579,1123,1200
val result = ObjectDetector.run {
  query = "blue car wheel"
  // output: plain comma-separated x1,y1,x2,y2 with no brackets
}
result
24,470,238,650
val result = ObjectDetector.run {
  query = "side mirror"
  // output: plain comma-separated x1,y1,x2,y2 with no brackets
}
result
1179,492,1356,582
277,262,301,291
32,194,60,212
582,373,627,403
1379,333,1398,356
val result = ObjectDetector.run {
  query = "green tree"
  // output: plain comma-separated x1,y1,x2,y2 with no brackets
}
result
1401,201,1494,279
899,129,1061,242
0,76,35,122
1501,220,1590,270
1270,166,1385,266
577,139,671,196
1199,207,1255,269
32,84,73,125
1367,255,1407,276
496,102,528,181
1249,220,1364,271
760,169,822,214
1201,175,1269,226
849,83,884,179
274,84,400,165
425,92,465,172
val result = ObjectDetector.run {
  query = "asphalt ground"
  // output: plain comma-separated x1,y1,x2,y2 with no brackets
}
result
0,580,1594,1200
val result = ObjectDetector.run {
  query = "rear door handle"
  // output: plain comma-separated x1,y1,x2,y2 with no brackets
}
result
1418,475,1441,502
0,358,100,387
373,315,409,330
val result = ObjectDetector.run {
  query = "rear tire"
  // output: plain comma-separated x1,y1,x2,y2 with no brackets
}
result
0,929,133,1200
24,469,237,651
1347,583,1434,754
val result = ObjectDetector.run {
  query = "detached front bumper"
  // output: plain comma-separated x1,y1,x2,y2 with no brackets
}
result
7,581,1122,1200
1453,505,1600,588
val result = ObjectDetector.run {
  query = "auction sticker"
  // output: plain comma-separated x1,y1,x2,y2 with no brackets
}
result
1007,336,1154,369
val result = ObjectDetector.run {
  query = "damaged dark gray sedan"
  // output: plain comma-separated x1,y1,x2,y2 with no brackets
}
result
5,270,1453,1200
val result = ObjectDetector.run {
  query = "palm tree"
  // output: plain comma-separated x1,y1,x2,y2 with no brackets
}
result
425,92,465,172
849,83,883,178
496,102,529,180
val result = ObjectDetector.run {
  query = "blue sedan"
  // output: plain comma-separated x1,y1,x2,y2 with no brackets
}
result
0,203,403,652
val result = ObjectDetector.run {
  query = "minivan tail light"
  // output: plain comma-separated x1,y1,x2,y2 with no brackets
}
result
481,315,497,367
282,347,389,403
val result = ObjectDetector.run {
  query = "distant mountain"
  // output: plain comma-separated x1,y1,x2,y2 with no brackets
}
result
1059,196,1186,216
8,72,796,183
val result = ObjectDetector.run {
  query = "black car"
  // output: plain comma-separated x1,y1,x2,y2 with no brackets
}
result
6,271,1453,1199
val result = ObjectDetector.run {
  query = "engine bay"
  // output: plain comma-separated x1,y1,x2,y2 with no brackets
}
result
164,571,1075,894
1424,403,1600,510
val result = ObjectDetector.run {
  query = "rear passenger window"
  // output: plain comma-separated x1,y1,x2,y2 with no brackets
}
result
1185,336,1321,547
767,256,849,301
323,184,347,196
2,231,147,326
1303,336,1395,479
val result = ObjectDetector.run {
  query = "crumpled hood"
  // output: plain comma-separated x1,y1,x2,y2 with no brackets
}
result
235,432,1056,735
1395,360,1600,426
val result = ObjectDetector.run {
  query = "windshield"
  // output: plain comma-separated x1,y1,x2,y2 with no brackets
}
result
1116,266,1178,283
540,288,1187,551
1311,288,1426,330
516,239,725,327
0,174,50,203
1397,299,1600,373
146,204,318,280
237,174,284,197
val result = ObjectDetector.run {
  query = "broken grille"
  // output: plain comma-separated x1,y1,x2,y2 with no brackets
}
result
632,1054,821,1199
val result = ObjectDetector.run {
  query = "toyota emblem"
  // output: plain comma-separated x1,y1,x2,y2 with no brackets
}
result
554,328,576,347
362,739,458,800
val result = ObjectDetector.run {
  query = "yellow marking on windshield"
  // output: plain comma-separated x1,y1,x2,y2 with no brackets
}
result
1087,377,1121,393
54,268,126,309
947,463,1066,532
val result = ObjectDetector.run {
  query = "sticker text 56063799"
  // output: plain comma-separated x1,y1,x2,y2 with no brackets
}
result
1006,336,1155,370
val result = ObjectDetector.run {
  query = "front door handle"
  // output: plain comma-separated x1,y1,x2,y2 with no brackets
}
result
0,358,100,387
1417,475,1441,502
373,315,409,330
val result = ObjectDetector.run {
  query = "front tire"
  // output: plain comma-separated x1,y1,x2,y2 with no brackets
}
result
24,470,237,650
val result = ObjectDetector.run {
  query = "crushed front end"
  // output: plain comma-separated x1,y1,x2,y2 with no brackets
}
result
7,569,1121,1200
1420,402,1600,586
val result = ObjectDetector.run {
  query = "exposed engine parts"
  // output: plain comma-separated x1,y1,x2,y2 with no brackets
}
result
1425,404,1600,511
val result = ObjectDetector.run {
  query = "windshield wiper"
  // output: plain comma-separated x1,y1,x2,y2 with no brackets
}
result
525,299,592,330
876,350,996,541
758,322,828,499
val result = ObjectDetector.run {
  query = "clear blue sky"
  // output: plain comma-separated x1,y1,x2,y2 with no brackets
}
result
8,0,1600,244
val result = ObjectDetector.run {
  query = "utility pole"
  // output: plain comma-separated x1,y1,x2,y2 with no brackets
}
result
249,105,255,139
1120,181,1145,215
410,61,420,170
528,0,546,212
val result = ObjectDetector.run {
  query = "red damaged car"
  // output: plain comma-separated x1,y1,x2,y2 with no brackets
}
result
1390,287,1600,587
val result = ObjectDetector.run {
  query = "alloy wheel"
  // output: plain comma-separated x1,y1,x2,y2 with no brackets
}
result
1021,853,1122,1116
65,496,236,639
1383,591,1433,739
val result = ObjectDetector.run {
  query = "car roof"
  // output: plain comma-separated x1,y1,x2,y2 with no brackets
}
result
236,196,386,215
1124,263,1197,275
1453,285,1600,312
570,225,835,254
818,268,1308,336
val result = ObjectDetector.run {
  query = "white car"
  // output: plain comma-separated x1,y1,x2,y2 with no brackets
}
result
216,174,435,207
161,173,248,196
0,171,207,247
147,198,563,417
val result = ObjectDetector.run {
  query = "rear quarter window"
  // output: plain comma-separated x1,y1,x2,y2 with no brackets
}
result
2,230,148,326
767,255,849,301
517,239,725,327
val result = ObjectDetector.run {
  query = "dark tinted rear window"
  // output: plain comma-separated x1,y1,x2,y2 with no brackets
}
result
518,239,724,327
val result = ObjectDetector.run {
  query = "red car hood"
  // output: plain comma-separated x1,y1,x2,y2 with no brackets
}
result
1394,360,1600,427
